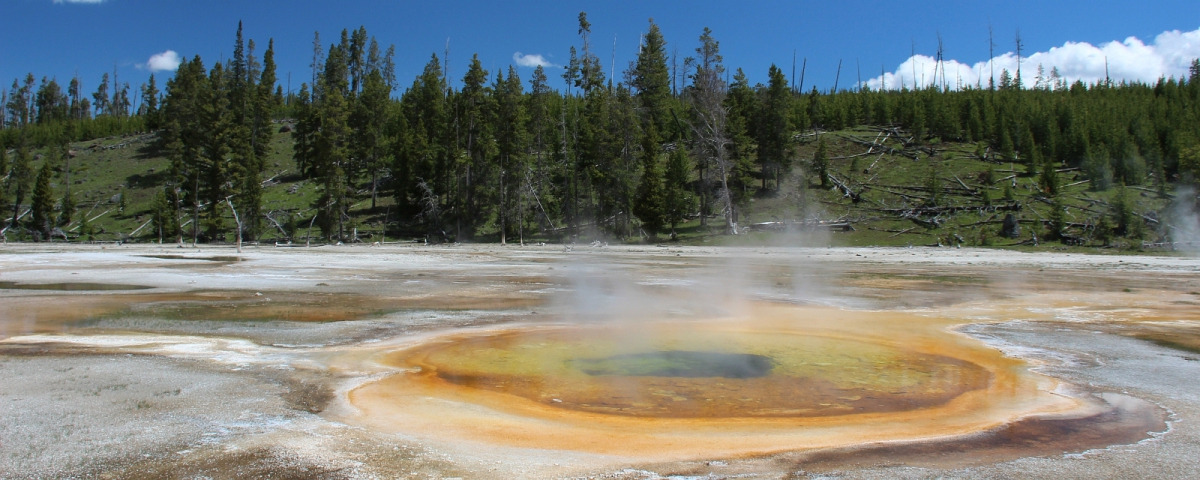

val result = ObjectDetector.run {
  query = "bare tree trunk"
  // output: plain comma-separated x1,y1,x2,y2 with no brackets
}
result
192,174,200,246
371,170,378,209
499,156,506,245
699,162,707,227
226,198,243,253
337,195,345,242
306,213,318,247
519,170,526,246
382,206,389,245
687,43,737,235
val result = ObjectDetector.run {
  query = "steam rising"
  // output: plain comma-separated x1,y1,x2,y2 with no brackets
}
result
554,235,849,330
1169,187,1200,252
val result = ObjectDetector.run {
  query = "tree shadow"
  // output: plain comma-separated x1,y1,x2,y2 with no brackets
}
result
127,170,171,189
133,138,166,160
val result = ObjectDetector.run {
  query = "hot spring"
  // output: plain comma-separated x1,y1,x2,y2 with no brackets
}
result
2,246,1188,477
401,324,989,419
345,303,1083,459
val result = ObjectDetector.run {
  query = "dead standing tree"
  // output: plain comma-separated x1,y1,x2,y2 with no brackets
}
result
686,28,738,235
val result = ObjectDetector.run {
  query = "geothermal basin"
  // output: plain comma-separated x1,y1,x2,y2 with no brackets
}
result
1,244,1198,478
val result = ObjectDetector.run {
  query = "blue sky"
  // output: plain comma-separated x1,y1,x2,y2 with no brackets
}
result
4,0,1199,97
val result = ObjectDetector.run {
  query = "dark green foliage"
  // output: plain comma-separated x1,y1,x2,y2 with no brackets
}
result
1181,140,1200,184
140,74,161,129
30,161,53,239
924,160,943,207
0,148,8,209
812,137,830,189
1046,196,1066,241
1019,127,1038,175
150,187,179,243
1084,153,1114,191
78,208,94,241
664,147,693,234
997,126,1014,162
3,21,1198,247
634,125,667,239
35,77,69,125
58,189,74,227
6,147,32,231
1039,157,1060,196
1109,187,1140,238
493,66,528,243
756,65,793,190
633,19,672,134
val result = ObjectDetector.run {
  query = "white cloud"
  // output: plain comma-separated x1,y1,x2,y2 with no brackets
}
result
513,52,557,68
53,0,106,4
140,50,182,72
865,27,1200,91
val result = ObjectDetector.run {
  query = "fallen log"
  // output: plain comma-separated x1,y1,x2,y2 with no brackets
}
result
874,203,1020,216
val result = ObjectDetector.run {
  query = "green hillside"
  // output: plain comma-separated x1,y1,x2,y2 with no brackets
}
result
4,20,1197,253
6,124,1174,252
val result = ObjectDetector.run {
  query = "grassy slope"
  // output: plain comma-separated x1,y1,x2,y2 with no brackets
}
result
13,126,1173,253
693,126,1171,254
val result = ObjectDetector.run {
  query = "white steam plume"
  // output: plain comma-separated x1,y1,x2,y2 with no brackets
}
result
1169,187,1200,253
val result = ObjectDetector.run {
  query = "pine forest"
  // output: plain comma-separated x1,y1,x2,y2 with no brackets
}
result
4,16,1200,251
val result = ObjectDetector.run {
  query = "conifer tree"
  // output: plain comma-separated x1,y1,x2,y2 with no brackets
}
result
633,19,671,136
723,68,758,216
997,125,1014,162
664,147,693,235
313,41,353,240
0,148,8,212
34,77,69,124
292,83,318,177
924,160,943,207
494,66,527,244
634,124,667,239
757,64,793,190
30,161,53,240
78,208,93,241
3,19,1198,246
1110,187,1136,237
351,68,390,209
92,73,110,117
198,62,234,240
58,189,74,227
6,146,32,232
527,64,551,194
150,188,178,244
239,37,278,240
68,76,90,121
112,82,131,118
1046,196,1066,241
140,74,161,129
813,136,830,189
394,54,448,222
458,54,492,239
1020,127,1038,175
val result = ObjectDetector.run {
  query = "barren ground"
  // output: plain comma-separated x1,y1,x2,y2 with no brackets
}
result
2,242,1199,479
